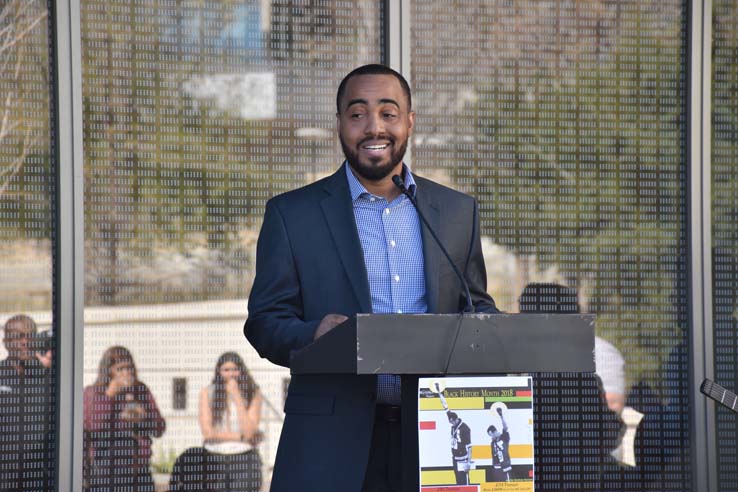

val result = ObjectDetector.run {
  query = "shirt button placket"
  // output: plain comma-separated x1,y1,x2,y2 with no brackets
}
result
383,203,398,314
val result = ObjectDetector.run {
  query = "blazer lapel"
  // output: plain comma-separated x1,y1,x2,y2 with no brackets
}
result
415,180,441,314
320,168,373,314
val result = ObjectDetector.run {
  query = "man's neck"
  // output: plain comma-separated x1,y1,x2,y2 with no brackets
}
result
362,177,402,201
349,163,405,202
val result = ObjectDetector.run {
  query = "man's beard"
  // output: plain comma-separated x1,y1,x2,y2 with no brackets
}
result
340,136,408,181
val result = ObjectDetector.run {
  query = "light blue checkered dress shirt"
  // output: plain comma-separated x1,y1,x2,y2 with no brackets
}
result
345,163,427,404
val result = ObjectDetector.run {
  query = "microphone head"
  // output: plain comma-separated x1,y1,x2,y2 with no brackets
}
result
391,175,405,190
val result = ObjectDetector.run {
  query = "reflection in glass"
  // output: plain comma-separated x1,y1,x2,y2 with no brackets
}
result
711,2,738,490
168,352,262,491
0,0,56,490
83,346,165,491
411,0,690,489
81,1,383,488
0,315,55,491
0,0,54,312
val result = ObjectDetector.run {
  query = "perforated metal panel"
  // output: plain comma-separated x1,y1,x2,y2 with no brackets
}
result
712,2,738,490
410,1,690,490
80,1,383,488
0,1,56,490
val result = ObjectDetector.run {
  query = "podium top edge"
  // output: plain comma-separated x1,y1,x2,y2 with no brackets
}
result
355,313,595,319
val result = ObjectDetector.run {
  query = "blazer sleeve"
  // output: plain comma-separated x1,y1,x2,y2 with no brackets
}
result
464,198,499,314
244,199,321,367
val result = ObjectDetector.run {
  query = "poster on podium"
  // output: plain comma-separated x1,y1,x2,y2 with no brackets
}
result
418,376,535,492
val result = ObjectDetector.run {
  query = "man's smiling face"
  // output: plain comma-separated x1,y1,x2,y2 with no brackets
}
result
337,74,414,182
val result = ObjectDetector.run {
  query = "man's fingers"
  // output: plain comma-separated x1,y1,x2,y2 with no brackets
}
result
313,314,349,340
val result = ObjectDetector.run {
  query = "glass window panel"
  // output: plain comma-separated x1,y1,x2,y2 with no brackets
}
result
711,2,738,490
0,0,56,490
410,1,690,490
80,0,383,488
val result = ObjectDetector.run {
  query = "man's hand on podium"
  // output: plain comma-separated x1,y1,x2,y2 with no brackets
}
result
313,313,349,341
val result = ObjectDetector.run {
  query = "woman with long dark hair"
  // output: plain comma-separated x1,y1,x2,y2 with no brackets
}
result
198,351,262,492
83,346,165,492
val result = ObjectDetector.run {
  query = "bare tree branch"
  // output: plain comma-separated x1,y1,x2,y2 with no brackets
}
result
0,9,47,57
0,0,48,198
0,127,35,196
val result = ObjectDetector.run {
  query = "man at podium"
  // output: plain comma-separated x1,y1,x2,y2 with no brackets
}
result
245,64,498,492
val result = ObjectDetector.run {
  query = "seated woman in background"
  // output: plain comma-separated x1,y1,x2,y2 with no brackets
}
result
83,346,165,492
199,351,263,492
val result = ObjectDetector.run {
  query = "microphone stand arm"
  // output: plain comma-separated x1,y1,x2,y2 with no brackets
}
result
392,175,475,314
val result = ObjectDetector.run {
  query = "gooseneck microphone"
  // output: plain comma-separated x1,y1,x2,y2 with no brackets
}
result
392,174,474,314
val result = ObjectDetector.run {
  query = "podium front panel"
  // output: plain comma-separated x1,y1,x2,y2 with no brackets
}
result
291,313,595,375
447,314,596,373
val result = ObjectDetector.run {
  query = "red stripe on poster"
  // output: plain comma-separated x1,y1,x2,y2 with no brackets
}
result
529,470,534,478
419,421,436,430
516,390,532,397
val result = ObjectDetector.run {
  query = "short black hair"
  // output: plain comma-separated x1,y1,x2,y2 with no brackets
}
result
487,425,498,434
336,64,412,113
447,411,458,421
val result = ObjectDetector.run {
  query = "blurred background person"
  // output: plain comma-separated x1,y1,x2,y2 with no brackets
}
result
199,351,263,492
519,283,625,490
83,346,165,492
0,314,54,491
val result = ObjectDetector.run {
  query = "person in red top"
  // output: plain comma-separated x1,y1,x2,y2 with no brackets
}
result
83,346,165,492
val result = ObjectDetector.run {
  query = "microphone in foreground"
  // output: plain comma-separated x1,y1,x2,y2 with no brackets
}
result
392,174,474,313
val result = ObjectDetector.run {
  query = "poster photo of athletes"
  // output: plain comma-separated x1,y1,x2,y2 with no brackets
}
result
417,376,535,492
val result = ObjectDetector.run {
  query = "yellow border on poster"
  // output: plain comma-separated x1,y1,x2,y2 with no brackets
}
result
471,444,533,459
480,482,534,492
419,397,486,411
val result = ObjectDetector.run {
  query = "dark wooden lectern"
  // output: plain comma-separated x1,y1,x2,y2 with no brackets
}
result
291,313,595,375
289,313,595,490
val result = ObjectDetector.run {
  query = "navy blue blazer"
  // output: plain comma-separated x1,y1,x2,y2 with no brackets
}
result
245,166,497,491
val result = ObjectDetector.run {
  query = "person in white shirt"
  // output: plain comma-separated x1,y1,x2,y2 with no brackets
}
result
199,352,263,492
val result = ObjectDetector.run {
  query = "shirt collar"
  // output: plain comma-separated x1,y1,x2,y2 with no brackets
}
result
344,161,417,202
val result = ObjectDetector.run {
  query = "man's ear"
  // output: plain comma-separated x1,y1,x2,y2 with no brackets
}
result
408,110,415,134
